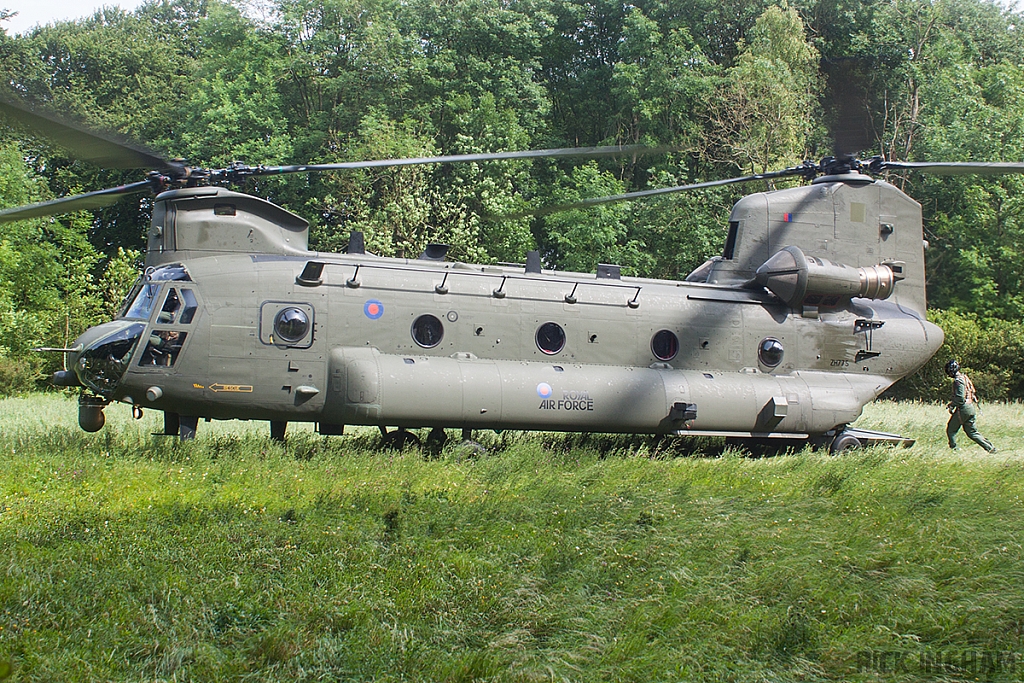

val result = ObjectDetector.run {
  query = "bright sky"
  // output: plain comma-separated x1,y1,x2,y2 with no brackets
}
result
2,0,149,35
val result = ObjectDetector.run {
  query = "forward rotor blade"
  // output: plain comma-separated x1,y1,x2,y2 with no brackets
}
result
0,180,152,224
876,160,1024,175
0,94,186,176
249,145,668,175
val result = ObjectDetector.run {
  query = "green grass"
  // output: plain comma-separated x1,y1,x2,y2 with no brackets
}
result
1,395,1023,681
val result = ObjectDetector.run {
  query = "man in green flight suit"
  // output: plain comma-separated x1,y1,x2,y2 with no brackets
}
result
945,359,997,453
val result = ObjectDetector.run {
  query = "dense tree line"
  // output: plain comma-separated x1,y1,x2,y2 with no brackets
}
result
1,0,1024,399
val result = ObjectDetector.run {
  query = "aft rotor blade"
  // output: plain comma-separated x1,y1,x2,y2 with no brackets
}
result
877,160,1024,175
0,95,186,176
250,145,668,175
502,165,812,218
0,180,153,224
824,57,874,159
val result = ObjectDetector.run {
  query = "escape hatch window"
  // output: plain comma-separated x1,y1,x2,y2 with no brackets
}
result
758,337,784,367
259,302,315,348
412,314,444,348
536,322,566,355
274,307,310,344
651,330,679,361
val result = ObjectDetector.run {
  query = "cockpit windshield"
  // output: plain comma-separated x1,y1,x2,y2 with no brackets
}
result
123,283,161,320
119,264,193,320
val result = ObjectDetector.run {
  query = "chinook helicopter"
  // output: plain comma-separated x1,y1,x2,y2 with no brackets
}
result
4,94,1021,452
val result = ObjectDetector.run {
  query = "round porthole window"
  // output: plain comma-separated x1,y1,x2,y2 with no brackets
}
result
274,307,310,343
758,337,784,367
536,322,566,355
651,330,679,361
412,314,444,348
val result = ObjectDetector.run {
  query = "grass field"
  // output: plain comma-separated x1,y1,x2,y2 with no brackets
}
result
1,394,1023,682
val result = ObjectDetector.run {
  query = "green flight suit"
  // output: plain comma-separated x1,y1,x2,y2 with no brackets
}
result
946,373,996,452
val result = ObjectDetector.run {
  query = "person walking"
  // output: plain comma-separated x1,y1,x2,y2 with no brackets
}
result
945,359,997,453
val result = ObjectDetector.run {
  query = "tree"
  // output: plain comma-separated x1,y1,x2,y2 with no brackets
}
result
707,4,822,173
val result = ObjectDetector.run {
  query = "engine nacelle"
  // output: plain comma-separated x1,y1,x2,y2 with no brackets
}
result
755,245,903,308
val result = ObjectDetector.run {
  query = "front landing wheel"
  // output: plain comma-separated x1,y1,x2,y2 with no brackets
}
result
381,428,421,451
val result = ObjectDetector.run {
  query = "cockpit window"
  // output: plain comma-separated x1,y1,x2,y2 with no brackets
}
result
139,330,187,367
124,284,161,320
148,264,192,282
180,289,199,324
158,289,181,324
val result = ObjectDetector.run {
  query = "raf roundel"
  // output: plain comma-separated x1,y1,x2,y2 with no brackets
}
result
363,299,385,320
536,382,553,399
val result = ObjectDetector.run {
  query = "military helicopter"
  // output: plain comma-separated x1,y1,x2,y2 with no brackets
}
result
3,94,1021,452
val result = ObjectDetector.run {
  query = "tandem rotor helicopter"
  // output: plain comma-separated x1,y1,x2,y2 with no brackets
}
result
3,93,1023,452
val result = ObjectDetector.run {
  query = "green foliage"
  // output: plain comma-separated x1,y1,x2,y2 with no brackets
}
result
97,247,142,317
2,0,1024,384
888,309,1024,401
0,356,40,396
0,142,103,380
540,163,647,273
707,4,822,173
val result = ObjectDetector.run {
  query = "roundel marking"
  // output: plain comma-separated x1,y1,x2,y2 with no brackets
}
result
364,299,385,319
537,382,553,398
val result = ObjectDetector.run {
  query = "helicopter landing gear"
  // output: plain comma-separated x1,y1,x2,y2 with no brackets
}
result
162,411,180,436
380,427,420,451
425,427,448,455
829,430,862,454
458,428,487,456
179,415,199,441
270,420,288,442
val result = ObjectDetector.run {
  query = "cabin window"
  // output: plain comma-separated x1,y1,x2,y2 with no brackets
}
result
758,337,784,367
274,307,310,344
536,322,566,355
139,330,188,367
412,314,444,348
651,330,679,361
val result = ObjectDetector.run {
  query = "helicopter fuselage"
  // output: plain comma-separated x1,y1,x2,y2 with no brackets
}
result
66,179,944,444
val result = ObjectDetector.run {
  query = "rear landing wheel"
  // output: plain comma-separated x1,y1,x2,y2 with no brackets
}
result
830,431,862,454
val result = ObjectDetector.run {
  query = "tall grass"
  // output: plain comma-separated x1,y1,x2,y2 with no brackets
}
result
0,395,1021,681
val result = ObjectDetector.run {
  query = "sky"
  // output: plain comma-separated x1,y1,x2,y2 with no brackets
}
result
2,0,149,35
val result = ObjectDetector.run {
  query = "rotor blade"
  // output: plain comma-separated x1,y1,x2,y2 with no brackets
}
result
877,160,1024,175
0,180,152,224
497,166,812,219
824,57,874,158
0,94,186,176
247,145,670,176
